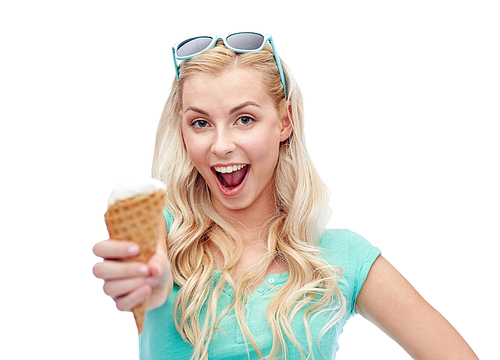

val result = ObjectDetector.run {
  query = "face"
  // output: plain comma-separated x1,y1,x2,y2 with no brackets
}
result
181,68,292,218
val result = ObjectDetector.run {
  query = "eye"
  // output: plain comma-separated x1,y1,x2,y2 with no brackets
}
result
235,116,254,125
191,119,210,128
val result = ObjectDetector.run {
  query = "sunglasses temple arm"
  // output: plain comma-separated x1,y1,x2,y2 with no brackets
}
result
269,38,287,98
172,47,180,80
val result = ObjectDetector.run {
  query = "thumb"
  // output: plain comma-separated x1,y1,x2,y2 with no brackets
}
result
148,248,170,282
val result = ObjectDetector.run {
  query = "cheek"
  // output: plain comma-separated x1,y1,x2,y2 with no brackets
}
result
182,132,204,167
248,130,281,165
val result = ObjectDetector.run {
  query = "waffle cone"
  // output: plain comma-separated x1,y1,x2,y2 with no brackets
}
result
104,188,166,334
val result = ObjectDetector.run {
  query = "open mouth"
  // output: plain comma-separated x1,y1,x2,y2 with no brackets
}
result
212,164,249,190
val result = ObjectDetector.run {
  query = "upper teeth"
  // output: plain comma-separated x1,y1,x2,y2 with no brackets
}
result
214,164,246,174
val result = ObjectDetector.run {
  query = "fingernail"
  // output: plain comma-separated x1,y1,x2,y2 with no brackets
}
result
154,263,163,276
127,245,140,255
146,277,157,286
138,265,149,275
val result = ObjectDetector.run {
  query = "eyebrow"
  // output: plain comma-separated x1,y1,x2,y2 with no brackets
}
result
185,101,261,117
185,106,209,116
229,101,261,115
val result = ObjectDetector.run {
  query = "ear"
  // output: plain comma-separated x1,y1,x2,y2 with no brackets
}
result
279,101,293,142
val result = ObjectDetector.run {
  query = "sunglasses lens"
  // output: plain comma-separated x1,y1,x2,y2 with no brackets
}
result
177,36,213,57
226,33,265,51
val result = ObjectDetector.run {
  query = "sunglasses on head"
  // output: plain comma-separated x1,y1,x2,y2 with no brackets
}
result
172,32,287,97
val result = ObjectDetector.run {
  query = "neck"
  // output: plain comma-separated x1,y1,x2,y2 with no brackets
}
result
214,196,277,246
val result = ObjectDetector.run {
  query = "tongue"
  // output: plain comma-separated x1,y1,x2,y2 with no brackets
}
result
220,167,247,187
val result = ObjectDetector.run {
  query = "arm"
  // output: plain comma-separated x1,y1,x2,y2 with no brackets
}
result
355,256,478,360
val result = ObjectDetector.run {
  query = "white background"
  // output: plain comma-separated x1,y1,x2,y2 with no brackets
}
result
1,1,498,359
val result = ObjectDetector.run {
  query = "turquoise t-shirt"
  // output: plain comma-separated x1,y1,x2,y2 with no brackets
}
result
139,210,381,359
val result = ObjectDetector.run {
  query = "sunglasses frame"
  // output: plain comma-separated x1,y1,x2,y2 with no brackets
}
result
172,32,287,97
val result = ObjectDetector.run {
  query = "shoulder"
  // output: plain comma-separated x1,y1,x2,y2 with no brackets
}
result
319,229,381,315
319,229,380,265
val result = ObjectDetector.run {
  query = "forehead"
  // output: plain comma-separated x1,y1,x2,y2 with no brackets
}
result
182,68,273,109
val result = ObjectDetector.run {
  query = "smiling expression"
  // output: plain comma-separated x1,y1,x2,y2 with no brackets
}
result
181,68,292,218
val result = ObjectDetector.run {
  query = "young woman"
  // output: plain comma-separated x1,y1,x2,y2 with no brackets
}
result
93,32,478,359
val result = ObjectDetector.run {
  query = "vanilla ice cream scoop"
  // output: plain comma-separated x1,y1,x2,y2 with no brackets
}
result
108,178,165,206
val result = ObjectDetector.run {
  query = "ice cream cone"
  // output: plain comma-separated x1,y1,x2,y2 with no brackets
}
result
104,179,166,334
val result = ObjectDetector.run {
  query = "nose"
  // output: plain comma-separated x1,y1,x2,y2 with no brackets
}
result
211,128,236,157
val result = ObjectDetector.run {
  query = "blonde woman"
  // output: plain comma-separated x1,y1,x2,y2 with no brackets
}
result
93,32,478,359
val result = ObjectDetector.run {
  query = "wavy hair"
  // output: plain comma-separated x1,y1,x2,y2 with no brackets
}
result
152,40,345,359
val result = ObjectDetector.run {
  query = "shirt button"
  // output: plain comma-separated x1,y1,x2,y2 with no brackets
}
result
257,288,264,293
268,278,275,284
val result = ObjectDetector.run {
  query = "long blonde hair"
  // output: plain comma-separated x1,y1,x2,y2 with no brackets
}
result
152,41,345,359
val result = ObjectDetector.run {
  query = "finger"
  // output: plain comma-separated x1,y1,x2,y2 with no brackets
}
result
93,239,140,260
115,284,152,312
93,260,150,280
103,277,153,297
